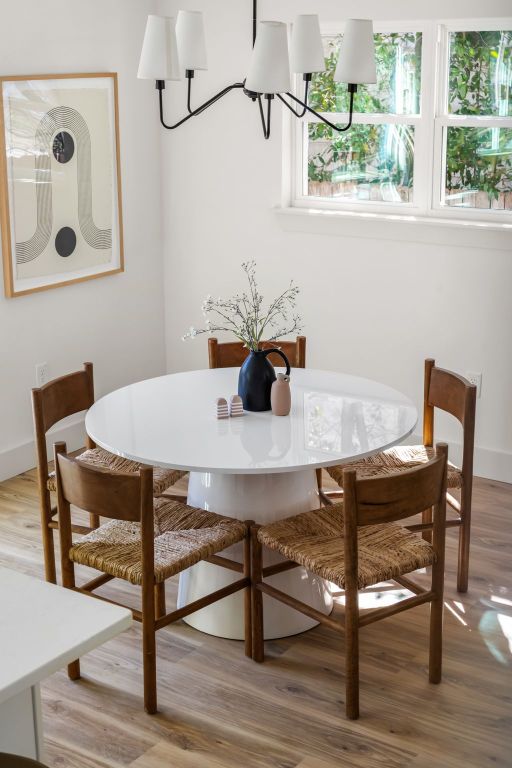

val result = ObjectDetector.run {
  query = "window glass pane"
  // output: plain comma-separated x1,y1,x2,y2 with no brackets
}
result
443,126,512,209
307,123,415,203
448,31,512,117
309,32,422,115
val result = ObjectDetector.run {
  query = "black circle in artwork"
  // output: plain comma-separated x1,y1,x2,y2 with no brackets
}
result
52,131,75,163
55,227,77,257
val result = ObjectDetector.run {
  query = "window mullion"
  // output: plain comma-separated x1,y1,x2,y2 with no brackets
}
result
437,116,512,128
413,21,437,214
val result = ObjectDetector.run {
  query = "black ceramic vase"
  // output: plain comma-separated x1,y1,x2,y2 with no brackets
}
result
238,348,291,412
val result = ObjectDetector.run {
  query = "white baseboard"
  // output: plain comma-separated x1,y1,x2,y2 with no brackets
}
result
1,421,510,486
0,417,86,483
407,433,512,485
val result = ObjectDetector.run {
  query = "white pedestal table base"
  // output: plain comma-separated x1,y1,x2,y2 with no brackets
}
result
178,469,333,640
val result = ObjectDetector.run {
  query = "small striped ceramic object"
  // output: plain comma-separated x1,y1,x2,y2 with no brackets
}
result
230,395,244,417
216,397,229,419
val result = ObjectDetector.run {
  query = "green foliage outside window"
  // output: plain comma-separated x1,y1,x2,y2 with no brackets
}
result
448,31,511,116
446,32,512,205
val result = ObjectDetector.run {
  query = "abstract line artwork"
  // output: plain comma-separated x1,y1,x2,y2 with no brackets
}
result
0,74,123,297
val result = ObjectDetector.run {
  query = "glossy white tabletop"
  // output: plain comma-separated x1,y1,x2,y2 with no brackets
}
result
85,368,417,475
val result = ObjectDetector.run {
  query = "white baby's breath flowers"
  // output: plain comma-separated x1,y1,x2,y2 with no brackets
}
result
181,261,302,349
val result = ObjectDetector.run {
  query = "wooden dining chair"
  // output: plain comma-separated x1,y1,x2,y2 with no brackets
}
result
54,442,252,714
32,362,186,584
208,336,306,370
320,359,476,593
251,444,448,719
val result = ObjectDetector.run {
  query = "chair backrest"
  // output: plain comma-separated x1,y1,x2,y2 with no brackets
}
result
55,448,152,523
208,336,306,369
32,363,95,490
342,444,448,590
423,358,476,479
54,443,155,584
344,443,448,528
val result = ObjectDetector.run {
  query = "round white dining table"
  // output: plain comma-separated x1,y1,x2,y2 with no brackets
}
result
85,368,417,640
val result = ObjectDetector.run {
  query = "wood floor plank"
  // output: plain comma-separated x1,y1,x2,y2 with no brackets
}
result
43,739,125,768
0,468,511,768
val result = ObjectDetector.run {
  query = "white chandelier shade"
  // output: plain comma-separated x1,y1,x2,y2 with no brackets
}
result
290,14,325,74
137,15,181,81
176,10,208,71
245,21,291,95
335,19,377,84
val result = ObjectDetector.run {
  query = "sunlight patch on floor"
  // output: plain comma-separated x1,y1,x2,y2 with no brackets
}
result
479,601,512,666
332,581,413,609
444,601,469,627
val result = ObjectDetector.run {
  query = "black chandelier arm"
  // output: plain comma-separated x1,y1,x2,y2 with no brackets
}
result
283,85,356,133
257,94,272,140
186,73,193,114
192,81,245,117
276,79,310,119
253,0,258,45
157,81,245,130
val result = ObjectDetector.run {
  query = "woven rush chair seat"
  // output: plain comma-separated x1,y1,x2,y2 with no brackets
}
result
69,496,247,585
47,447,186,496
326,445,462,491
258,504,434,590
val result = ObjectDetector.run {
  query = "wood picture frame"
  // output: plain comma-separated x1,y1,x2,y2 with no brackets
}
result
0,72,124,297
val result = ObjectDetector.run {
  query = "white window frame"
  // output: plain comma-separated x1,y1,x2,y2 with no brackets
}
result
290,18,512,225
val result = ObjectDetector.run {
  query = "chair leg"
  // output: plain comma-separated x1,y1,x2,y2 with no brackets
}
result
345,584,359,720
457,490,471,593
429,591,443,684
67,660,81,680
89,513,100,530
430,491,446,683
154,582,166,619
142,580,157,714
316,468,323,493
40,494,57,584
60,547,80,679
244,523,253,659
250,526,264,663
422,506,433,544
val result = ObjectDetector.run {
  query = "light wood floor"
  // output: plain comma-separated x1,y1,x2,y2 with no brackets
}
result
0,468,511,768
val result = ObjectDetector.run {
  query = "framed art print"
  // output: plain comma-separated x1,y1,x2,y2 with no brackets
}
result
0,73,123,297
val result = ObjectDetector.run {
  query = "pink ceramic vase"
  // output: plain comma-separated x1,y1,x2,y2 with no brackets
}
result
271,373,291,416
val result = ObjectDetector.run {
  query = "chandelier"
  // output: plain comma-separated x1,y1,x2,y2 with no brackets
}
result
137,2,376,140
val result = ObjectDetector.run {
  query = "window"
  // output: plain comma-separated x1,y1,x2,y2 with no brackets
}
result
292,20,512,222
437,27,512,214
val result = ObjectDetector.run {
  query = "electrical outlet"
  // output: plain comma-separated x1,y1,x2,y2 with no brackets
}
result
466,371,482,398
35,362,48,387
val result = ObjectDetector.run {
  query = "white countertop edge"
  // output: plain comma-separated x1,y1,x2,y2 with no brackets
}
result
0,568,132,704
1,615,131,705
0,614,132,705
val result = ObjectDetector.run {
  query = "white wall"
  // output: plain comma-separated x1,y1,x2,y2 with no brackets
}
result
160,0,512,481
0,0,166,479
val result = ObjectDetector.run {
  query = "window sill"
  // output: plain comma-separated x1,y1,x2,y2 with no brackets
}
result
274,206,512,251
